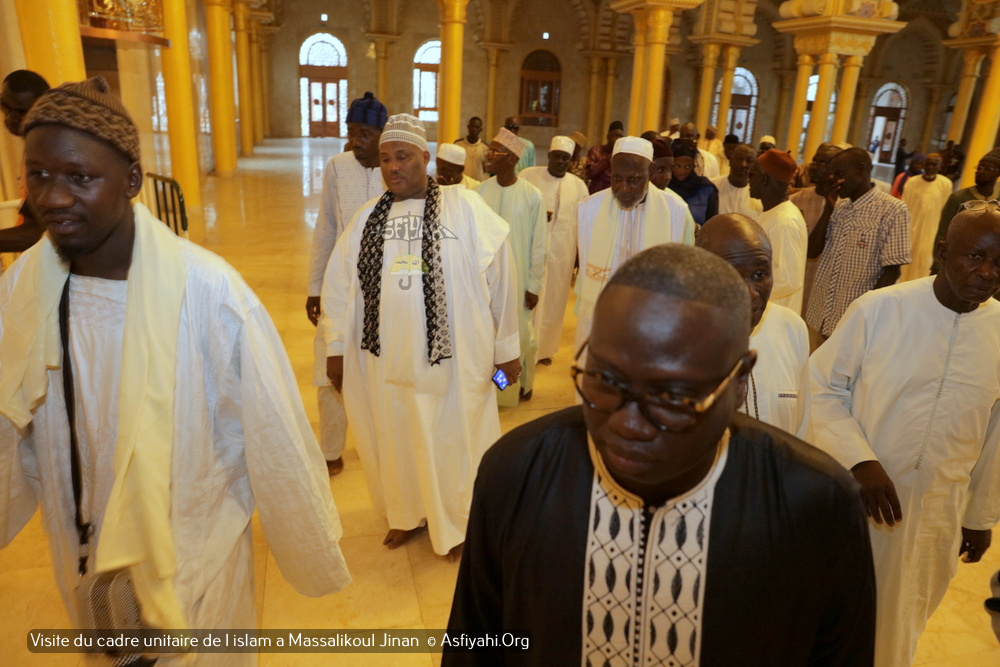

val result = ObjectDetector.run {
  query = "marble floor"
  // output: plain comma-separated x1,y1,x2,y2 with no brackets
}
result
1,137,998,666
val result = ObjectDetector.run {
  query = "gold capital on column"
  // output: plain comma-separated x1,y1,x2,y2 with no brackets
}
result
696,43,721,136
830,55,863,145
204,0,238,174
960,44,1000,186
715,45,740,138
14,0,86,84
233,0,254,156
161,0,202,206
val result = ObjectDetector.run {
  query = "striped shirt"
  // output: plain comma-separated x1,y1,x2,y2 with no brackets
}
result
805,186,910,336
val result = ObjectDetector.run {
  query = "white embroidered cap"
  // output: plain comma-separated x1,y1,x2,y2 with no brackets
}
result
437,142,467,166
380,113,429,151
612,136,654,162
493,127,525,158
550,135,576,155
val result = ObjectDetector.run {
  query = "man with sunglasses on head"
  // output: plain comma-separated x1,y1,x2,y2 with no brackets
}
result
446,244,875,666
799,203,1000,667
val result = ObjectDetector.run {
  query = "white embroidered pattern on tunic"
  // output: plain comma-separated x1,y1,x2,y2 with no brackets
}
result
582,435,729,667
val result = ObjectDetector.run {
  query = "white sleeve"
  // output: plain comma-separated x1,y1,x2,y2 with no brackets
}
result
238,304,351,596
797,300,878,469
321,209,362,358
307,159,340,296
527,193,548,295
488,241,521,364
963,399,1000,530
769,216,807,303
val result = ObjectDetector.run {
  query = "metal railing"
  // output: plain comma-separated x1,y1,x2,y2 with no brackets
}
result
145,173,187,236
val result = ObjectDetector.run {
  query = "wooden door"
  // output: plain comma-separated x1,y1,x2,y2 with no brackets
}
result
308,78,341,138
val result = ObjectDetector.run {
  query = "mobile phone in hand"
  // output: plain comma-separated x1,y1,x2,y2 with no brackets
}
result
492,369,509,390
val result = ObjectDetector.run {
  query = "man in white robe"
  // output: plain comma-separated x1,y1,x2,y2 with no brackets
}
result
799,208,1000,667
710,143,762,219
323,114,520,559
476,128,548,402
521,136,589,364
306,92,386,474
900,153,952,282
750,149,808,313
0,78,350,665
436,142,479,189
576,136,696,353
698,214,809,433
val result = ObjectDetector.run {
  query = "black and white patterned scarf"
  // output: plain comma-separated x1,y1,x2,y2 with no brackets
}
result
357,177,453,365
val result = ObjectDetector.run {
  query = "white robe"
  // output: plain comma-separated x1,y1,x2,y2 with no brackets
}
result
0,242,350,666
710,175,762,219
575,187,696,351
519,166,590,360
798,277,1000,667
900,175,953,282
741,302,809,434
476,177,548,397
322,187,520,555
698,148,720,179
757,200,808,314
309,152,384,460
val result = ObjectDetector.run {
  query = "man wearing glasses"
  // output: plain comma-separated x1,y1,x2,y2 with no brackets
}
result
447,244,876,665
800,203,1000,667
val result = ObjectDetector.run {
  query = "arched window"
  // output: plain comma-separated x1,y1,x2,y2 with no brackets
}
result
520,50,561,127
710,67,758,144
298,33,348,138
867,83,909,165
413,40,441,122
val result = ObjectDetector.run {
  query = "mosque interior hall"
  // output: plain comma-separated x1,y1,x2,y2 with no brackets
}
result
3,0,1000,664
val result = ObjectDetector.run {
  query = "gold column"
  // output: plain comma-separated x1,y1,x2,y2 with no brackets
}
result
161,0,202,206
375,40,390,102
786,54,815,159
603,57,618,133
438,0,469,145
261,28,274,138
830,55,863,145
641,7,671,133
586,55,604,147
204,0,238,174
627,9,648,133
715,45,739,138
14,0,86,84
960,45,1000,187
948,49,984,145
774,70,795,148
920,86,943,150
233,0,254,156
696,43,721,135
803,53,837,162
249,19,264,145
485,45,503,138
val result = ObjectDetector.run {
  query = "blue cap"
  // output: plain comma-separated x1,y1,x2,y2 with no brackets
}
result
347,92,387,130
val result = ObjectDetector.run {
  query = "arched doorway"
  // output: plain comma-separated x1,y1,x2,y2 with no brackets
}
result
867,83,909,165
520,50,561,127
298,33,348,138
711,67,758,144
413,40,441,122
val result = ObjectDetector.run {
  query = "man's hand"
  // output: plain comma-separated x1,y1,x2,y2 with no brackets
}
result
326,356,344,392
306,296,321,326
851,460,902,526
960,527,992,563
524,291,539,311
496,358,522,386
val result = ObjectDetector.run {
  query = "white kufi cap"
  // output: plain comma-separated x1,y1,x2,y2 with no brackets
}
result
380,113,428,151
550,135,576,155
437,142,467,165
612,136,653,162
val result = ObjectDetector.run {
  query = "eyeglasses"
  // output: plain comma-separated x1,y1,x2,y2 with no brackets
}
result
570,341,745,432
962,200,1000,212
